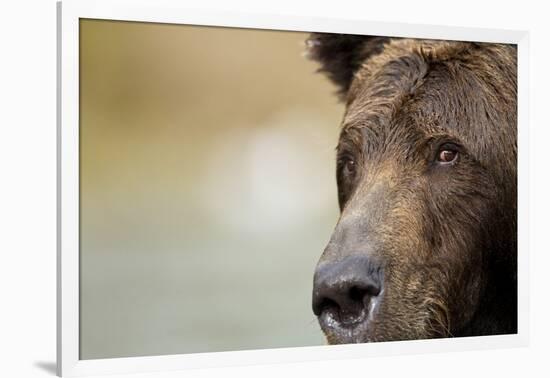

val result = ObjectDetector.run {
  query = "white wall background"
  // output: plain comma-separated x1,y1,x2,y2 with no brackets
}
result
1,0,549,377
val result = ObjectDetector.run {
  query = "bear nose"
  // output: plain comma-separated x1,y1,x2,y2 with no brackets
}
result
312,256,382,325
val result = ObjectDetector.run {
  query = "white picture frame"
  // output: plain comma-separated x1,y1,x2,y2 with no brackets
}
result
57,0,530,376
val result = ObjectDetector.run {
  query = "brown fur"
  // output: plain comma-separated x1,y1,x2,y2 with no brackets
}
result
308,34,517,343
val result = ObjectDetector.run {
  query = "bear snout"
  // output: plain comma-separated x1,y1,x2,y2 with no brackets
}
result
312,255,383,340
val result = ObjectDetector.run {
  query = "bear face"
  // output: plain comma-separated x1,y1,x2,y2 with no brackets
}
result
308,34,517,343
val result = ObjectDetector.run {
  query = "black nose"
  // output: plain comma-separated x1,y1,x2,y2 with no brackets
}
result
312,256,382,324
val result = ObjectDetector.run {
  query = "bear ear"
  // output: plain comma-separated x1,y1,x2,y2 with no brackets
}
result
306,33,389,98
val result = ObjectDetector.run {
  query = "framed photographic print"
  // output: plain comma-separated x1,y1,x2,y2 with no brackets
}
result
57,0,529,376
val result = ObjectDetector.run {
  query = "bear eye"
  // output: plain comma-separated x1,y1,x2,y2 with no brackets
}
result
342,157,356,176
436,143,459,164
336,155,357,210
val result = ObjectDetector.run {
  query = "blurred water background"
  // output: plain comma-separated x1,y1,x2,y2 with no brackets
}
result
80,19,343,359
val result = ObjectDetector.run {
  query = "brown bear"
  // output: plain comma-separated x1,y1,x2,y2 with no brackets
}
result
308,34,517,344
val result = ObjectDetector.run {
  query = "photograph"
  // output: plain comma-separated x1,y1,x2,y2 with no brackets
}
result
9,1,550,378
78,18,517,360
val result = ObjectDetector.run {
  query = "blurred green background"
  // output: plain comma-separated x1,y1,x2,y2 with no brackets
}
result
80,19,343,359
